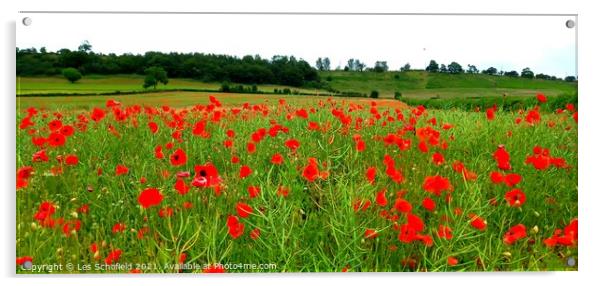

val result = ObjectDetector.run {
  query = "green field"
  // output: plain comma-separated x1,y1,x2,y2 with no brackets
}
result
16,75,327,96
17,71,576,101
320,71,577,98
16,94,578,273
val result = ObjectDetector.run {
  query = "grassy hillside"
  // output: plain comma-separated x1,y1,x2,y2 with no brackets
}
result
16,75,327,96
321,71,577,98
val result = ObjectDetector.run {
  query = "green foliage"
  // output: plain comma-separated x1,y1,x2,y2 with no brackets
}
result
143,66,168,89
426,60,439,73
61,68,82,83
521,68,535,79
370,90,379,98
399,92,577,112
447,62,464,74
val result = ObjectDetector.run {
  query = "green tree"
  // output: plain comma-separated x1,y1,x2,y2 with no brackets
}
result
322,58,331,71
316,58,324,71
521,67,535,79
447,62,464,74
62,67,82,83
467,64,479,74
564,76,576,82
482,67,498,75
401,62,411,71
370,90,379,98
143,66,168,89
425,60,439,72
373,61,388,72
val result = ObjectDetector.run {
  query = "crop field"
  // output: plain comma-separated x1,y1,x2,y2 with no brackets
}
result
16,92,577,273
16,75,327,96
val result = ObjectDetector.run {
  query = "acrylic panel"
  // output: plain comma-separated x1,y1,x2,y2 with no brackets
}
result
16,12,578,273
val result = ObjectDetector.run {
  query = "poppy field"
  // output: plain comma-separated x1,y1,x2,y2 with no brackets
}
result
16,93,578,273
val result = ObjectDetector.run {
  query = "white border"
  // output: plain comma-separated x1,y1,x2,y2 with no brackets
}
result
2,1,601,286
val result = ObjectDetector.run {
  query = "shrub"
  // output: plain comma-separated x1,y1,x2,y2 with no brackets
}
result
370,90,379,99
62,68,82,83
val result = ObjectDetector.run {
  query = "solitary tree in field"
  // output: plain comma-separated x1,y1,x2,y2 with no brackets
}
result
426,60,439,72
521,67,535,79
143,66,169,89
62,67,82,83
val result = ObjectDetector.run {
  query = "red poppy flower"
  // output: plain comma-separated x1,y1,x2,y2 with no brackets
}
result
105,249,122,264
447,256,459,266
432,152,445,166
271,153,284,165
115,164,129,176
170,148,187,166
48,119,63,131
138,188,163,208
536,93,547,103
394,198,412,213
226,215,245,239
422,197,436,212
490,171,505,184
236,202,253,218
422,175,452,196
192,163,222,187
47,132,66,147
486,107,495,121
376,189,388,207
112,222,126,233
469,214,487,231
158,207,174,218
60,125,75,137
493,145,511,170
148,122,159,134
503,224,527,245
302,158,320,182
247,186,261,198
250,228,261,240
90,108,106,122
364,229,378,239
543,218,578,247
366,167,377,184
239,165,252,179
276,186,290,197
285,139,301,152
437,225,453,240
246,142,256,154
203,264,226,273
504,173,522,187
504,189,526,207
16,256,33,266
174,178,190,195
65,154,78,166
355,139,366,152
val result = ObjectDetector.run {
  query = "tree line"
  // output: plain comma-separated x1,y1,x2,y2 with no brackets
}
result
16,41,320,87
17,41,576,86
425,60,576,82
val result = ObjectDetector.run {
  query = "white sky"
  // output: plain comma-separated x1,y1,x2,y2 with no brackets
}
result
16,13,577,77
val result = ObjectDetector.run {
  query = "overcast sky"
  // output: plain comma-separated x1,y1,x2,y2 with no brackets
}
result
16,13,577,77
